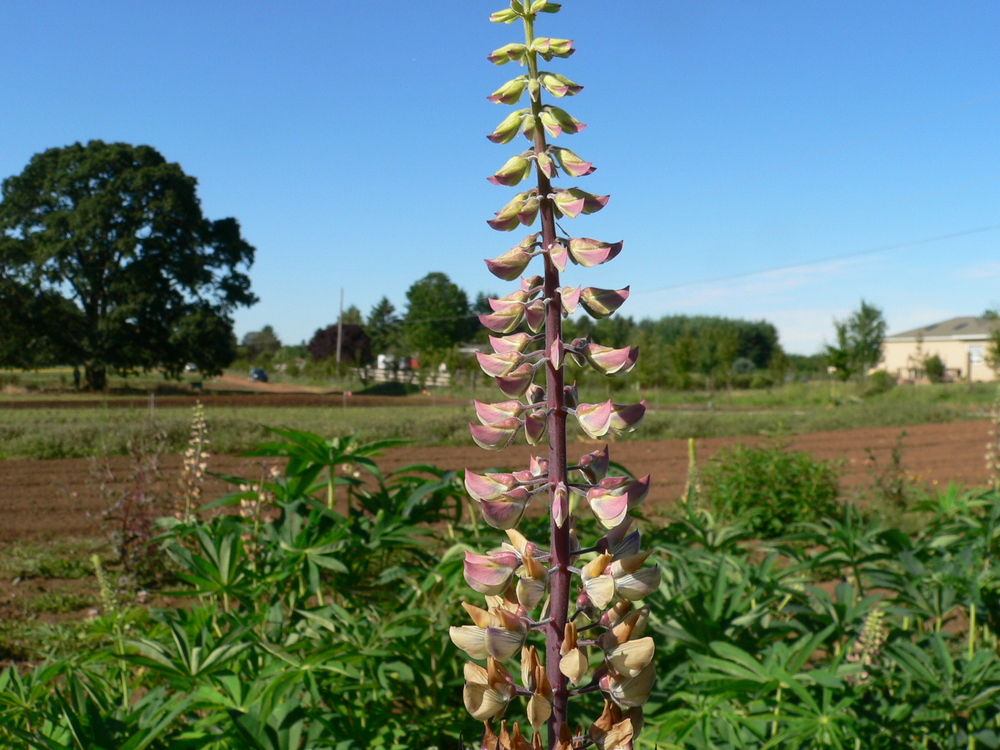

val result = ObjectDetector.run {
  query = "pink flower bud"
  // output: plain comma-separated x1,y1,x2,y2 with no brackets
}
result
473,399,525,425
576,400,614,439
464,551,518,595
523,410,546,445
485,248,534,281
520,274,544,292
554,147,595,176
469,419,522,451
578,445,610,482
549,242,569,272
563,382,579,408
583,343,639,376
568,237,623,267
553,190,585,218
559,285,581,315
479,308,525,334
551,481,569,528
476,351,525,378
580,286,629,319
606,400,646,434
536,151,557,179
488,332,531,354
525,383,546,404
480,497,530,529
549,338,564,369
524,299,545,332
496,363,536,398
587,475,650,529
465,469,518,501
517,196,539,226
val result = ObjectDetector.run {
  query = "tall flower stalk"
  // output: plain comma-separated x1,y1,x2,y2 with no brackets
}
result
451,3,657,748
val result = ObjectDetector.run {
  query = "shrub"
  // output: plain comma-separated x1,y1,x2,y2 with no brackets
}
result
865,369,897,395
925,354,946,383
701,440,842,535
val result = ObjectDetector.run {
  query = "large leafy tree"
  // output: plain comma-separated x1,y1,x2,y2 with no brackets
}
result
403,272,474,360
0,140,256,389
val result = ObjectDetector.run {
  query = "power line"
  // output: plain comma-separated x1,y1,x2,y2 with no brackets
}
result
634,223,1000,297
690,173,1000,256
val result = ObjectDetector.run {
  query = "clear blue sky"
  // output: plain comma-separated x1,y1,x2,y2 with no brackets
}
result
2,1,997,354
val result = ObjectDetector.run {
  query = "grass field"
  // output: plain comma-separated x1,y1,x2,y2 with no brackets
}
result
0,380,993,459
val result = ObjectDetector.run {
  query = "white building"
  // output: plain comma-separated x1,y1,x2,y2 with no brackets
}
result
881,316,998,383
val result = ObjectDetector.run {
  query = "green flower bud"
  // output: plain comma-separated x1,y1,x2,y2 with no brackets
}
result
488,109,530,144
539,72,583,98
488,43,527,65
488,76,529,105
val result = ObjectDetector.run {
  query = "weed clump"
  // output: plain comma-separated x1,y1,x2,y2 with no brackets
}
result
701,440,842,535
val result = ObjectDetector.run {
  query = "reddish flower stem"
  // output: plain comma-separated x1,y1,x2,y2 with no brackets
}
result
523,15,571,749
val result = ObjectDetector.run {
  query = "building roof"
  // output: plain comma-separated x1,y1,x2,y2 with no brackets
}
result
886,316,999,342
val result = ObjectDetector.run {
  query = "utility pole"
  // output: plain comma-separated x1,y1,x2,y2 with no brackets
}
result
336,287,344,365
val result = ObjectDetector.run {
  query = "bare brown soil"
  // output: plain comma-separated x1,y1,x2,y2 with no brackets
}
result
0,419,990,543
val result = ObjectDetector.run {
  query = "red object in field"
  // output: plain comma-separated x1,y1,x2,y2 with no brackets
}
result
410,357,419,369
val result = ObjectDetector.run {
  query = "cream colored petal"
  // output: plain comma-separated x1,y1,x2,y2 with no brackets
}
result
485,626,526,661
606,637,655,678
464,660,489,684
585,574,617,610
594,718,634,750
610,551,651,577
615,567,661,601
463,682,510,721
527,693,552,729
582,552,614,579
559,646,590,685
605,663,656,708
451,626,489,660
516,577,548,611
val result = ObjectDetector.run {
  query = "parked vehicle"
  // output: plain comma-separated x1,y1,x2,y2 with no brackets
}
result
249,368,268,383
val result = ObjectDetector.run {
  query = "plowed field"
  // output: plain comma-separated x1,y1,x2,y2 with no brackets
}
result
0,420,990,542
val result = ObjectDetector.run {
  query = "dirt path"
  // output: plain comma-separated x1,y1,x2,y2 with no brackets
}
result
0,420,991,542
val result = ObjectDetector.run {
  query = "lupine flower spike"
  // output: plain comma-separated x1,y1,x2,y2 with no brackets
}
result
451,3,658,746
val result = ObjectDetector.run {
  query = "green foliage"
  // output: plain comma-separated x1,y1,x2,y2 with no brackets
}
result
403,272,474,360
366,297,403,356
0,430,476,749
242,325,283,360
865,369,897,396
700,440,842,535
566,314,782,389
826,299,888,382
925,353,946,383
7,437,1000,747
0,140,257,390
640,490,1000,748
